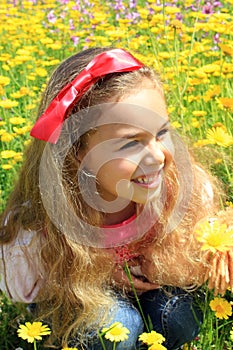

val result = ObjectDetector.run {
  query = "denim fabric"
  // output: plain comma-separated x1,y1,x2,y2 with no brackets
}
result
85,300,144,350
71,287,203,350
138,288,203,350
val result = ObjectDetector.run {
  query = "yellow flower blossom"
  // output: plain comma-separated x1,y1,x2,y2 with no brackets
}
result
102,322,130,342
1,133,14,142
17,321,51,343
193,139,211,148
218,43,233,56
218,97,233,111
210,297,232,319
192,110,207,117
1,150,18,159
0,99,19,108
0,75,10,86
35,67,47,77
148,344,167,350
9,117,26,125
2,164,13,170
139,330,165,346
206,127,233,147
195,220,233,253
171,121,182,129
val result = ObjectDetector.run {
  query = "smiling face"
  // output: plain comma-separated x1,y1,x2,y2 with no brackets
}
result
79,84,174,207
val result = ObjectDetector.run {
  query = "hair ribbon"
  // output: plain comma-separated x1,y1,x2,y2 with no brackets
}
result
30,49,144,143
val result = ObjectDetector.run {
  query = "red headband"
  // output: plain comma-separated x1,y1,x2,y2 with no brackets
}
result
30,49,144,143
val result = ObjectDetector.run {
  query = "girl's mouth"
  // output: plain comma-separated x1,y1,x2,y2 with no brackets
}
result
132,171,162,189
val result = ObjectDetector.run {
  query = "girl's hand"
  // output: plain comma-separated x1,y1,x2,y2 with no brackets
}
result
111,262,160,293
205,248,233,295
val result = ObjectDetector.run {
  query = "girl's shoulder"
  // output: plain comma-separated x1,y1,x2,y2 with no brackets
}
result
0,228,45,303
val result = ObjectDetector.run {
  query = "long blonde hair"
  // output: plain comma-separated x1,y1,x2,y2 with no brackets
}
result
0,47,220,346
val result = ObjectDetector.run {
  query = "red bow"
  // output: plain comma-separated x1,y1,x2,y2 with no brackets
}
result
30,49,144,143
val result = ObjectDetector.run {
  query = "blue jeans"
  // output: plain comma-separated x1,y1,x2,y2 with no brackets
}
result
72,287,203,350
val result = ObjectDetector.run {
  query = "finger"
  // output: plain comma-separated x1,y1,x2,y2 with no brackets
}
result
229,249,233,291
208,254,218,290
129,275,160,291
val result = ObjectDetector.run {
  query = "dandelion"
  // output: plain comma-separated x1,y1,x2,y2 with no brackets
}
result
210,297,232,319
1,133,14,142
195,220,233,253
148,344,167,350
102,322,130,342
139,330,165,346
35,67,47,77
192,110,207,117
0,75,10,86
9,117,26,125
17,321,51,343
1,164,13,170
0,99,19,109
206,127,233,147
1,150,17,159
218,97,233,111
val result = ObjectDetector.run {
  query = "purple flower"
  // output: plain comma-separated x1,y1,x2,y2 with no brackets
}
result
202,2,214,14
176,13,183,21
47,10,57,24
71,36,79,46
213,33,220,44
69,19,75,30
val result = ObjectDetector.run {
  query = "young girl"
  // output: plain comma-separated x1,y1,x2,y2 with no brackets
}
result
0,48,230,350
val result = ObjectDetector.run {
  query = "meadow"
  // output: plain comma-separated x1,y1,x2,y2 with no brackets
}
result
0,0,233,349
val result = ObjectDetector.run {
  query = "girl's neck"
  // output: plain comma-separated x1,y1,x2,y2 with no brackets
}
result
103,201,136,226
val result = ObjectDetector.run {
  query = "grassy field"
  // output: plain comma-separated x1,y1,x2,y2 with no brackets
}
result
0,0,233,349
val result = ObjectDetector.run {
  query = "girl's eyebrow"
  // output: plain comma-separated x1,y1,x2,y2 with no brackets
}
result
113,121,170,143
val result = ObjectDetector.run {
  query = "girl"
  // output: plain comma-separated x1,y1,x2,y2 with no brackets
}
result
0,48,229,350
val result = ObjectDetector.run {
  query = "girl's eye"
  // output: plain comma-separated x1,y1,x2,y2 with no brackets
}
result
120,140,139,150
156,128,169,140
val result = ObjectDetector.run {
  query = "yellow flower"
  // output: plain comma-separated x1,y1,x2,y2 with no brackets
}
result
35,67,47,77
17,321,51,343
210,297,232,319
206,127,233,147
0,99,19,108
1,164,13,170
1,133,14,142
62,348,78,350
203,85,220,102
148,344,167,350
1,150,17,159
218,97,233,111
218,43,233,56
139,330,165,346
192,110,207,117
193,139,211,148
0,75,10,86
102,322,130,342
9,117,26,125
171,121,182,129
195,220,233,253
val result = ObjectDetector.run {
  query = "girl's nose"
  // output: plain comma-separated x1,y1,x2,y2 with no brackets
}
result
142,140,165,166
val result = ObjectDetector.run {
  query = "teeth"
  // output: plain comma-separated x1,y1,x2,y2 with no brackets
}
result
136,175,156,184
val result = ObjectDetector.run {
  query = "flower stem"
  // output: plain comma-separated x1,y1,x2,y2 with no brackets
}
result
124,262,151,332
33,340,37,350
